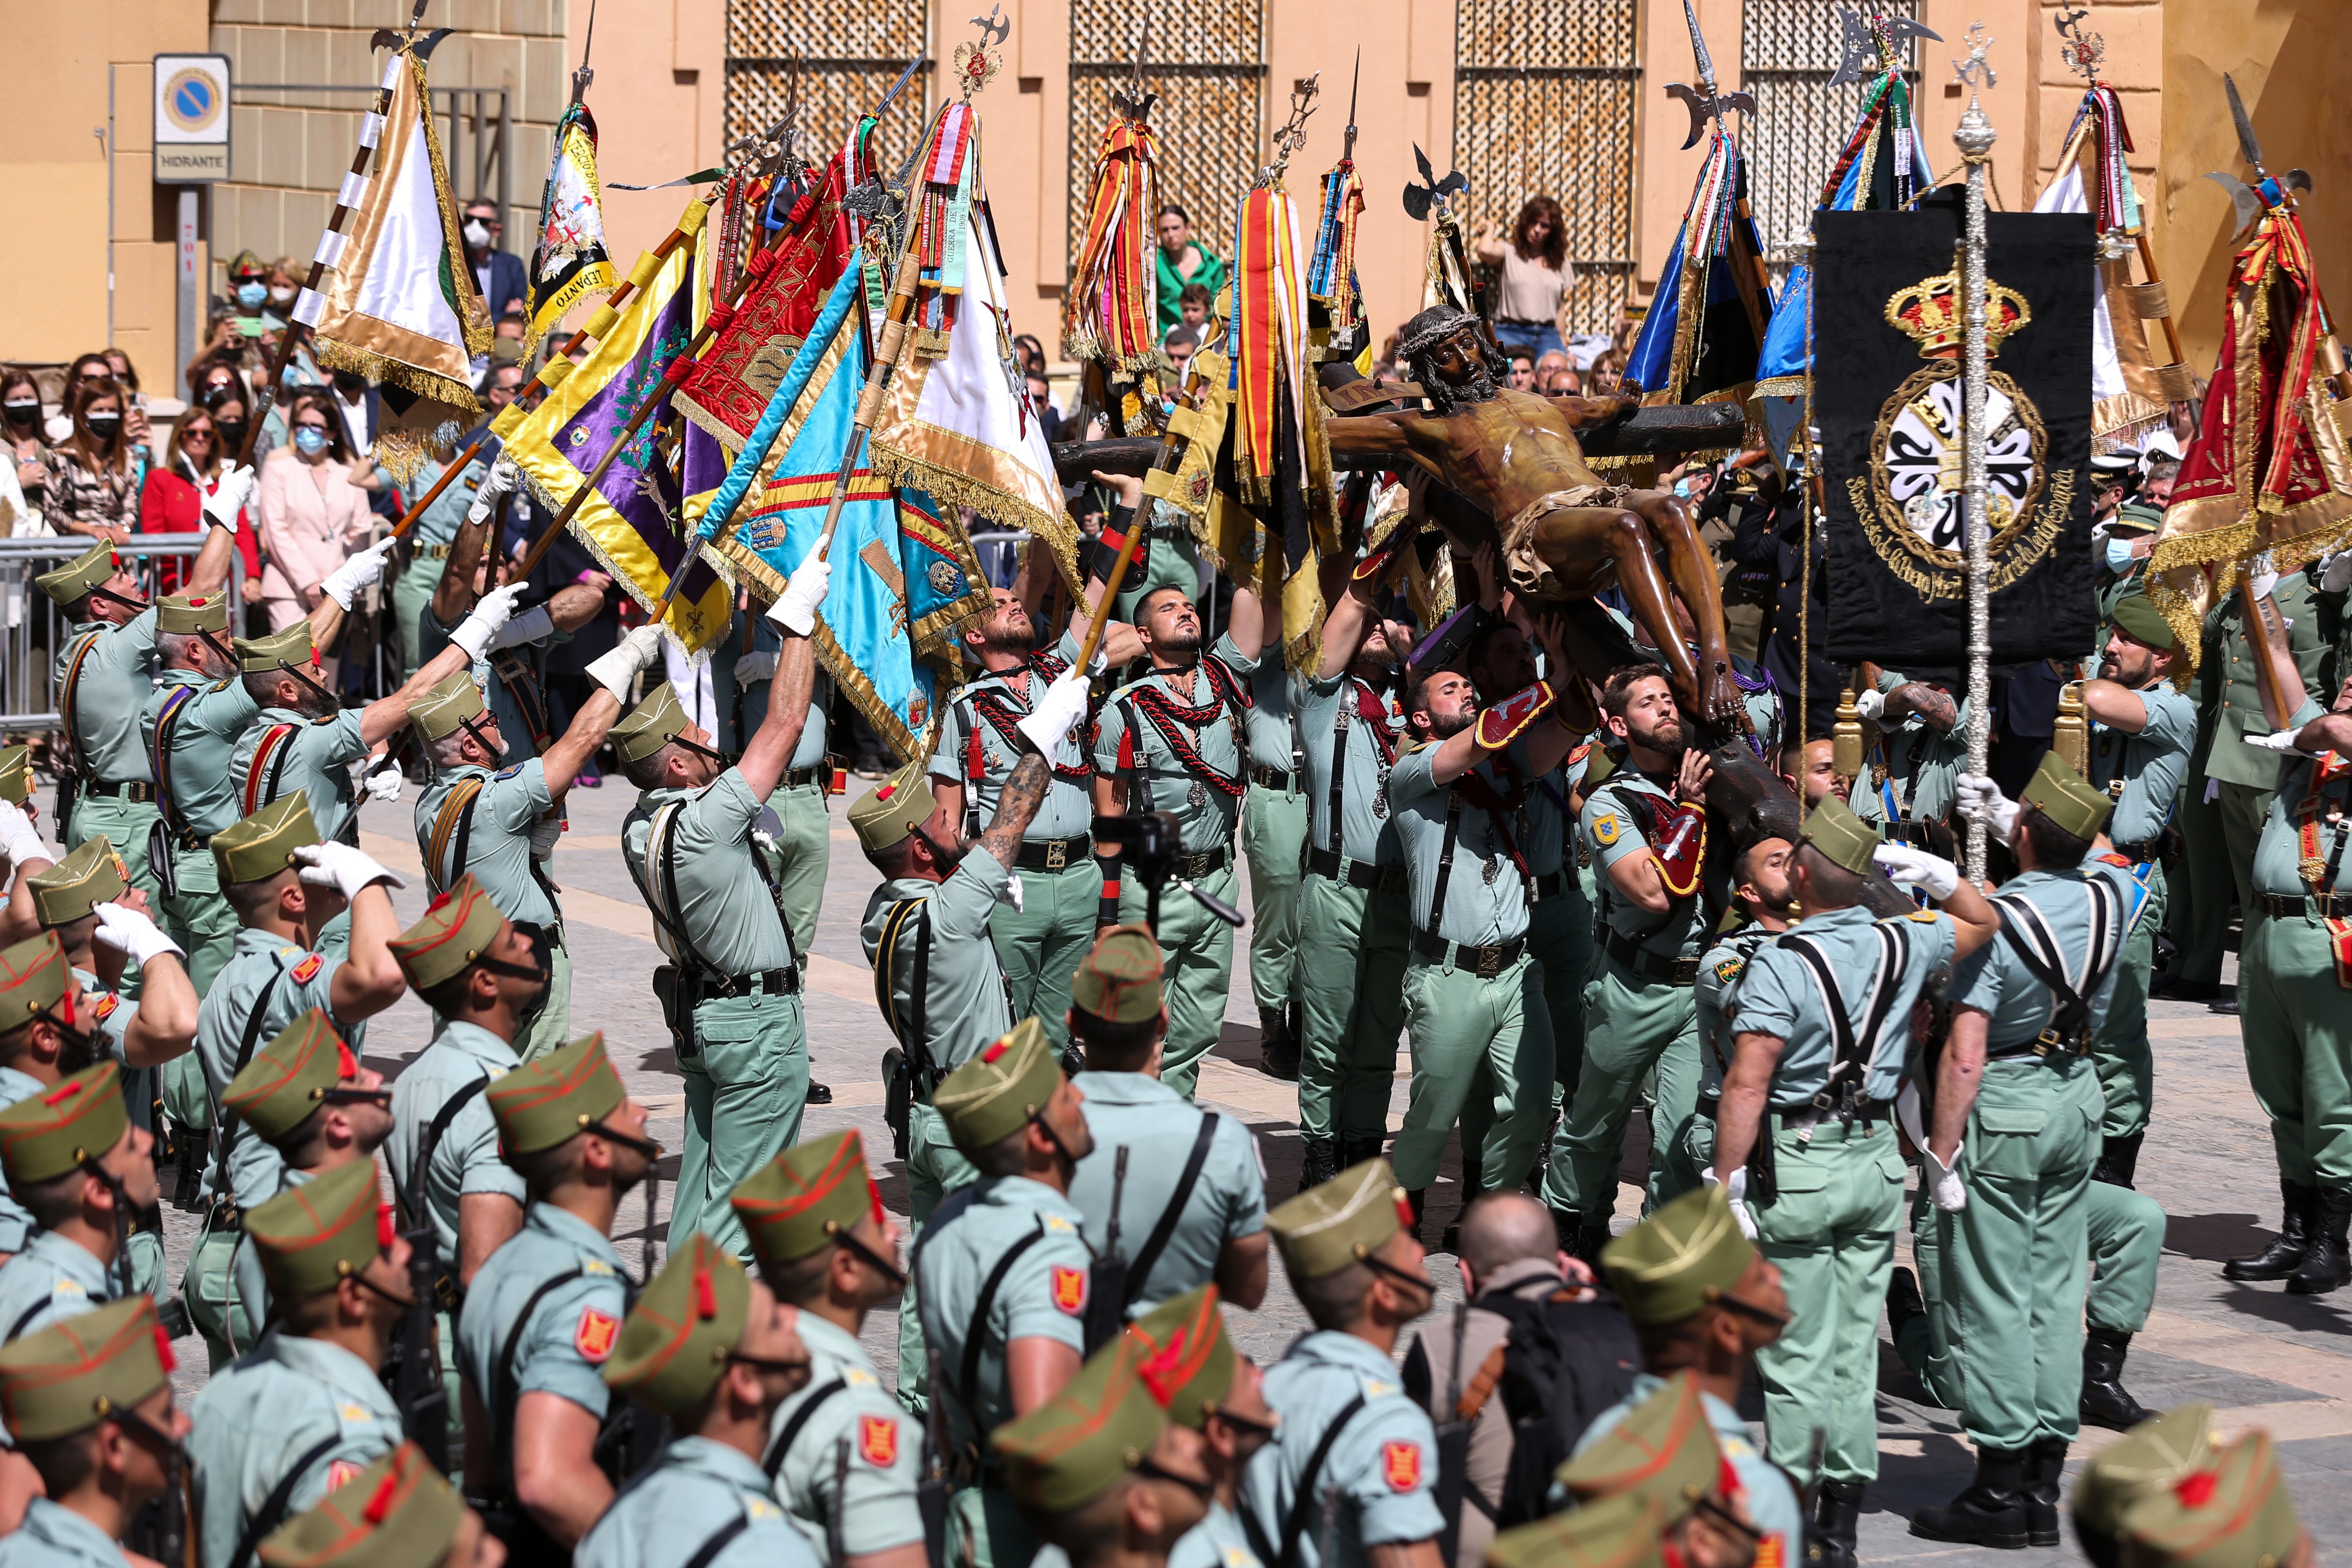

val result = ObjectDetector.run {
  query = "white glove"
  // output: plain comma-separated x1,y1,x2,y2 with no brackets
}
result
292,841,405,899
451,583,531,659
2250,553,2279,604
769,545,833,637
465,457,521,525
1854,687,1886,722
0,803,52,868
1873,841,1961,901
363,766,404,805
529,817,563,862
734,649,780,685
584,624,666,702
999,872,1025,914
203,464,255,529
1924,1142,1968,1212
489,605,556,651
321,537,397,609
2323,553,2352,594
1955,771,2020,843
90,902,183,966
1702,1168,1758,1240
2245,727,2323,759
1016,669,1093,755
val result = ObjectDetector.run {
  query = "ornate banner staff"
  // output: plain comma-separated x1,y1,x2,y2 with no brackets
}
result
1952,25,1997,881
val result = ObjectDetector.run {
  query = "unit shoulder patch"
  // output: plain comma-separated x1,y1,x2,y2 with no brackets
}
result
573,1305,619,1362
289,955,324,984
1381,1441,1422,1492
858,1414,899,1466
1904,909,1942,923
495,765,525,780
1041,1214,1075,1234
1592,813,1622,848
1712,957,1745,986
1049,1265,1087,1315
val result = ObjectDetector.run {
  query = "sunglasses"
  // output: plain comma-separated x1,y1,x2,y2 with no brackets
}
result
182,428,216,440
293,422,330,433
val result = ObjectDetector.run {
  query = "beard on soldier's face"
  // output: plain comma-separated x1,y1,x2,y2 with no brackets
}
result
1631,714,1686,755
1424,707,1474,740
1152,624,1202,657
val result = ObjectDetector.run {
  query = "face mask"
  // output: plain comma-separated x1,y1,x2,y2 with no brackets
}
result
268,286,296,305
293,427,329,456
332,371,366,396
2106,537,2136,573
85,413,122,441
3,400,35,425
462,220,491,248
215,420,248,449
236,281,267,308
1672,478,1694,498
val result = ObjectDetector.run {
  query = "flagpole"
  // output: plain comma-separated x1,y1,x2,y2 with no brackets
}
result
1954,29,1997,884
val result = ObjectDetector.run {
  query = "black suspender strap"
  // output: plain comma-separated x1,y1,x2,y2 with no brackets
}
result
1993,881,2122,1043
494,1266,589,1499
224,1433,345,1568
1121,1113,1220,1308
6,1295,59,1342
1779,924,1907,1110
1420,794,1466,938
208,970,289,1208
1327,698,1352,855
1241,1391,1371,1568
763,1377,849,1479
1117,696,1152,814
679,1513,753,1568
401,1075,490,1227
958,1223,1050,1419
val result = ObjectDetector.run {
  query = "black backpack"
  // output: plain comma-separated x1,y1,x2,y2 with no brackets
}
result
1488,1286,1645,1527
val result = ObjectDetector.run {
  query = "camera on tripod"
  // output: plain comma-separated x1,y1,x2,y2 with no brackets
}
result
1091,811,1245,932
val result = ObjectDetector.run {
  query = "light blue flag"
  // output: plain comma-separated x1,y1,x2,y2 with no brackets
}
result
708,316,989,760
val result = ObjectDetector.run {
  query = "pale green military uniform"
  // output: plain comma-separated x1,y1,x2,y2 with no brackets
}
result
1290,665,1408,1180
730,1128,926,1563
2238,697,2352,1260
227,623,372,846
0,1295,177,1568
1387,734,1553,1200
189,1161,405,1568
913,1023,1095,1568
1129,1288,1265,1568
0,1063,44,1258
1067,923,1265,1316
1690,923,1774,1112
2083,593,2199,1158
1915,761,2132,1474
412,598,568,785
391,447,489,680
927,631,1098,1056
2172,572,2328,986
719,638,833,954
854,760,1016,1404
1852,676,1970,843
411,675,573,1060
1243,658,1308,1047
45,603,166,900
0,1060,138,1351
587,1237,823,1568
1245,1160,1445,1568
140,593,259,994
455,1208,629,1452
1093,633,1259,1096
1684,799,1952,1491
226,1166,309,1338
1546,763,1727,1236
0,1231,117,1344
616,686,808,1256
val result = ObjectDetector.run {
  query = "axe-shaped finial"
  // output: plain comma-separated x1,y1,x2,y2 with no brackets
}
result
2204,73,2313,235
1662,0,1755,151
1402,143,1467,222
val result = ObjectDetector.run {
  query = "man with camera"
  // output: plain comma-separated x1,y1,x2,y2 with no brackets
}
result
853,657,1093,1411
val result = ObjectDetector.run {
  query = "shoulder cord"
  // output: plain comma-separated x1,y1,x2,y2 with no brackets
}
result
872,898,935,1077
425,777,488,898
58,631,103,778
240,724,300,818
150,685,201,841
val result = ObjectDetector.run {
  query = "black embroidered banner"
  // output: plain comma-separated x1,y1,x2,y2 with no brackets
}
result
1814,198,2098,670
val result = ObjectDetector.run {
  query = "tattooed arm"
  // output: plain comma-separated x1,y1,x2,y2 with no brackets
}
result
1883,681,1959,734
981,751,1053,872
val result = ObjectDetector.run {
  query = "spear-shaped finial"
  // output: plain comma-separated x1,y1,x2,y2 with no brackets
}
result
1951,22,1996,161
1111,12,1157,120
1341,47,1360,166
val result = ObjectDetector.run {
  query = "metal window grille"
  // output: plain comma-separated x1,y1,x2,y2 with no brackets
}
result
725,0,931,174
1068,0,1267,274
1452,0,1638,338
231,84,512,238
1741,0,1924,277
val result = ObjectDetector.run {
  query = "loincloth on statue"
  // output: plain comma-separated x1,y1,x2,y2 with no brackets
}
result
1501,483,1637,600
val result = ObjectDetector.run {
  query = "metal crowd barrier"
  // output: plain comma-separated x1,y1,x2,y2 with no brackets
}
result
0,534,242,732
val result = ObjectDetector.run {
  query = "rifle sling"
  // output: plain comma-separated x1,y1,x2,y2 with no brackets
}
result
1121,1112,1219,1308
225,1432,343,1568
957,1223,1049,1420
1241,1392,1370,1568
763,1377,849,1480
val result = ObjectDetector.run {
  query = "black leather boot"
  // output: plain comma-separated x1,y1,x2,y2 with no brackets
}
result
2092,1131,2145,1189
1886,1265,1925,1336
1809,1479,1863,1568
1258,1005,1299,1081
1340,1135,1387,1170
1910,1446,2030,1548
1298,1137,1339,1192
1404,1188,1427,1236
2288,1186,2352,1294
2022,1438,2068,1546
2080,1328,2152,1431
2224,1181,2317,1281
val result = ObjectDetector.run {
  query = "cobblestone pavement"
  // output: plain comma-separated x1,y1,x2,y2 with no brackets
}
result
151,775,2352,1566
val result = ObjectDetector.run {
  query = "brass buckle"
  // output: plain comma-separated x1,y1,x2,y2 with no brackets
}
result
1045,839,1067,871
1476,944,1504,979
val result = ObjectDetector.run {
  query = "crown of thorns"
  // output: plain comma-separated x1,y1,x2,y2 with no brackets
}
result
1396,309,1482,362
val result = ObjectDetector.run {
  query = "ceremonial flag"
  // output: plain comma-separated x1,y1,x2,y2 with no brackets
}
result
503,200,734,658
1063,114,1161,375
869,103,1077,591
1306,159,1366,363
1813,202,2098,669
1753,64,1934,463
304,51,490,478
710,295,988,758
2147,191,2352,662
2032,87,2189,448
522,102,615,357
1623,128,1774,427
